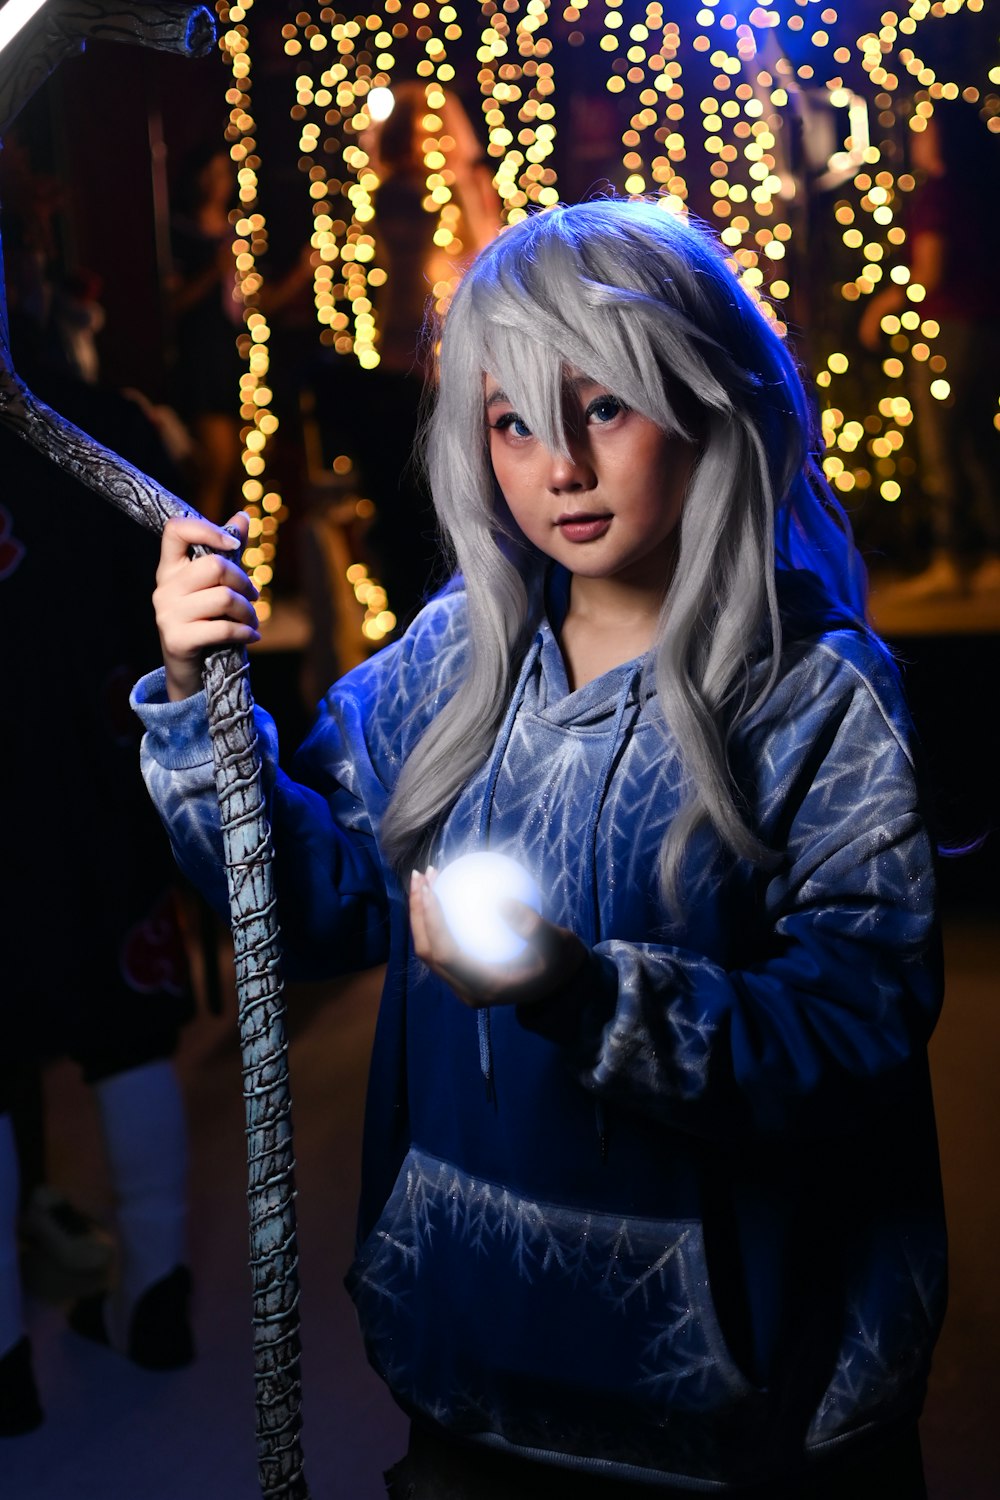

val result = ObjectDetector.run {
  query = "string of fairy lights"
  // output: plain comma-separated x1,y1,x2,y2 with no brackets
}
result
214,0,287,620
607,6,687,213
284,9,390,366
477,0,560,222
815,0,991,508
208,1,997,624
416,4,469,315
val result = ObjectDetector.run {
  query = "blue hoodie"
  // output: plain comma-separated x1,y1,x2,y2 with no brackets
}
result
132,573,945,1491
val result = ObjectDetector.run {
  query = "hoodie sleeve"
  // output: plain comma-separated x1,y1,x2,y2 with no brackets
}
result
519,636,942,1141
131,592,468,979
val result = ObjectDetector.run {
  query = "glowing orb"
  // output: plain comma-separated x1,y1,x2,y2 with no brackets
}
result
432,852,542,965
367,87,395,124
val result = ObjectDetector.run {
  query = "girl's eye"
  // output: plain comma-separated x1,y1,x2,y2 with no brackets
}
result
586,395,626,425
492,412,532,438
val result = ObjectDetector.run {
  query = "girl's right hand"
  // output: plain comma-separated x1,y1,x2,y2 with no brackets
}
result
153,512,260,701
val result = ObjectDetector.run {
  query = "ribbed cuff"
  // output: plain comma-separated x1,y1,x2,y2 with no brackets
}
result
130,668,213,770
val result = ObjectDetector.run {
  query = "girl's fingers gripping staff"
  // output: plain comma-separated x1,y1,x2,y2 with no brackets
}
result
154,511,261,702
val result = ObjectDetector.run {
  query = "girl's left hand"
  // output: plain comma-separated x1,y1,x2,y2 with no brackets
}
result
409,868,587,1009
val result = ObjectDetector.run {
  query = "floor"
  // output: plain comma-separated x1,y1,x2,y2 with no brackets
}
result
867,571,1000,639
4,911,998,1500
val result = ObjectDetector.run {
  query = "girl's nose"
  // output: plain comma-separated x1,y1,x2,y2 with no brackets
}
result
545,441,595,494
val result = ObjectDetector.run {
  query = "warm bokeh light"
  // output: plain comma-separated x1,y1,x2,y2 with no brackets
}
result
346,560,397,642
215,0,289,619
815,2,989,509
211,3,997,612
479,0,560,225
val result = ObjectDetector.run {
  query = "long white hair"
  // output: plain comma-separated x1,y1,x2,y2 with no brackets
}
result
380,198,868,903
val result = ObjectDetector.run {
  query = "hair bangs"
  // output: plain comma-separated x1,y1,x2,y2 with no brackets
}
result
479,318,570,459
450,241,695,454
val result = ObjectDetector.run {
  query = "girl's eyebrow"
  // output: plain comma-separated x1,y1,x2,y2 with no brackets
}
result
485,376,597,409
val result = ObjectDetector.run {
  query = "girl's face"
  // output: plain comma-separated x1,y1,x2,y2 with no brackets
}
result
486,371,697,596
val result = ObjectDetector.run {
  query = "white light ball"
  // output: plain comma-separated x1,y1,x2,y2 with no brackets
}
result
367,87,395,123
432,852,542,965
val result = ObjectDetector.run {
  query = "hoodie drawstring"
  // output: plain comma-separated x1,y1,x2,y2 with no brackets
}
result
584,667,643,1162
474,637,543,1103
581,668,644,948
472,649,643,1133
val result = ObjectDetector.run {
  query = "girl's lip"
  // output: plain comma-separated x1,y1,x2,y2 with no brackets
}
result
556,514,612,542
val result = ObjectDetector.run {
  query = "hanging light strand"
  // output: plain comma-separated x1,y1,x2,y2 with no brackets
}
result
414,2,470,317
513,0,558,214
817,0,992,509
215,0,284,617
263,2,996,526
477,1,558,226
692,2,788,332
648,8,689,212
609,3,688,217
286,8,397,365
818,2,968,508
477,2,523,221
811,9,909,506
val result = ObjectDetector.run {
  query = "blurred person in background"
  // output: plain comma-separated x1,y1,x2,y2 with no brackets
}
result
166,144,246,525
0,157,197,1431
860,100,1000,598
314,84,501,634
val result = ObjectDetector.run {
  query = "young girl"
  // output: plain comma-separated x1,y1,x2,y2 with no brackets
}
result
133,200,944,1499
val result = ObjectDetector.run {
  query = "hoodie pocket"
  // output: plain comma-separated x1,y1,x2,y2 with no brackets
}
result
806,1222,947,1448
347,1147,768,1484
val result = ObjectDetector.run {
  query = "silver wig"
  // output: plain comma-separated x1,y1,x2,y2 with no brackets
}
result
380,198,868,903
